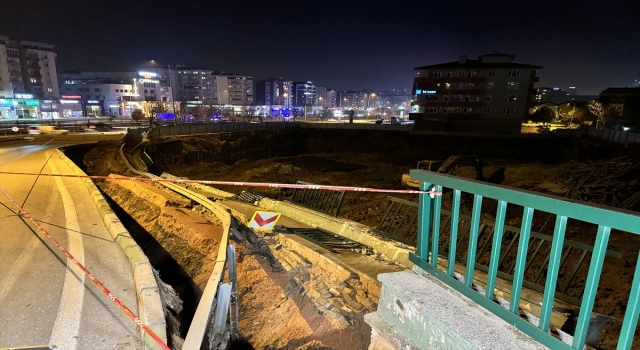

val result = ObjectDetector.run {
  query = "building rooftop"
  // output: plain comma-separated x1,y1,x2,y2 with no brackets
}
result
601,87,640,93
414,60,542,70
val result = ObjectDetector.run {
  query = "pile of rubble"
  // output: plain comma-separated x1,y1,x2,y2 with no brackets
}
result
536,156,640,210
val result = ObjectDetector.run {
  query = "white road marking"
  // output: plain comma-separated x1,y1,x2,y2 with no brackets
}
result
48,155,85,350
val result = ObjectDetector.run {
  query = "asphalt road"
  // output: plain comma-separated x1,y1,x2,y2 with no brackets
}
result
0,141,141,349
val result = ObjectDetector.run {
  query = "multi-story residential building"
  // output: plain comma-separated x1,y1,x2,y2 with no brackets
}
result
411,52,541,133
568,86,577,95
315,86,327,107
255,78,292,107
551,88,568,104
534,87,554,103
223,74,253,105
339,90,360,109
600,87,640,115
292,81,317,107
325,89,337,108
0,36,60,118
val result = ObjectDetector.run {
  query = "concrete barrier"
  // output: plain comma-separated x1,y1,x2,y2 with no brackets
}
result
365,267,545,350
54,149,167,349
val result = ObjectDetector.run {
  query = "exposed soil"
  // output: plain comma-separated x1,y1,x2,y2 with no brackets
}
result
79,138,640,349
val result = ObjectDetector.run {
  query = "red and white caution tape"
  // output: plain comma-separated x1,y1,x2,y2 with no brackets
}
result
0,171,443,197
0,187,170,350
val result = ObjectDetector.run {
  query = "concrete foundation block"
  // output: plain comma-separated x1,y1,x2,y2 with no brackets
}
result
374,270,546,350
365,311,419,350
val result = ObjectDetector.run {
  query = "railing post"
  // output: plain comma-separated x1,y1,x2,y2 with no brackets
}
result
617,250,640,349
539,215,567,331
486,200,507,300
573,225,611,349
431,185,443,266
510,206,534,314
465,194,483,287
447,190,461,276
416,180,434,262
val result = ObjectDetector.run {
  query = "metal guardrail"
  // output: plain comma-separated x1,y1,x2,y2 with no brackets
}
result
409,169,640,349
118,144,234,349
373,196,622,306
291,181,346,217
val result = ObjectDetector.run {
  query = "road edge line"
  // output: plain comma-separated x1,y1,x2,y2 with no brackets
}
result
54,149,167,349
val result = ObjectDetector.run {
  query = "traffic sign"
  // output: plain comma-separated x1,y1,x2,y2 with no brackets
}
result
11,127,19,132
248,211,281,230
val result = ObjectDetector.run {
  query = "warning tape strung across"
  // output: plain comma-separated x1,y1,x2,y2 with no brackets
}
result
0,186,170,350
0,171,443,197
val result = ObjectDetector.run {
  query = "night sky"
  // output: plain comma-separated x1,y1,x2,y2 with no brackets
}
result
1,0,639,94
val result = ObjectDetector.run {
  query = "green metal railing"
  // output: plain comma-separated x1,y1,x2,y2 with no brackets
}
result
409,169,640,350
291,180,346,217
373,196,622,307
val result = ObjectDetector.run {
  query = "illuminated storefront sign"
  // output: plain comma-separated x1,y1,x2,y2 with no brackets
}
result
0,99,14,107
139,78,159,84
14,93,34,99
60,99,79,104
87,100,100,104
18,100,39,106
425,90,437,94
138,71,158,78
61,95,82,99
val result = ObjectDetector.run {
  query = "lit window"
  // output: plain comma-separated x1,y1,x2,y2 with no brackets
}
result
487,82,494,90
507,82,519,90
47,88,53,92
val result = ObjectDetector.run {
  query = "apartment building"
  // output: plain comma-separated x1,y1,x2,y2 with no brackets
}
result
0,36,60,118
292,81,317,107
411,52,541,133
600,87,640,115
255,78,293,107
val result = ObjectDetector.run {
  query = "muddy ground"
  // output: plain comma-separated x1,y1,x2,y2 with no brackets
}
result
79,139,640,349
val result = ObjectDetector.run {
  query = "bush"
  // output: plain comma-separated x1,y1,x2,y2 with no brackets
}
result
131,109,144,121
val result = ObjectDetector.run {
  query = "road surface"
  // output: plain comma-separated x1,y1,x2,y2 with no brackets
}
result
0,141,141,349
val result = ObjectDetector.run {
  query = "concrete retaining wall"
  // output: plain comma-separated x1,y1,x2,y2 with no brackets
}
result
128,121,300,138
55,149,167,349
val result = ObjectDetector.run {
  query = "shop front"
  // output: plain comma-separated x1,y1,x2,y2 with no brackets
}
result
84,100,104,116
60,95,84,118
0,98,16,119
15,99,40,118
40,100,60,119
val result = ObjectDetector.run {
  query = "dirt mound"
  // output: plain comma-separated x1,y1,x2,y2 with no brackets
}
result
83,141,129,176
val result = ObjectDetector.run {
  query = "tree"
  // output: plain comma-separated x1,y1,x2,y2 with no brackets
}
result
131,109,144,121
558,104,582,126
588,100,607,129
529,107,555,125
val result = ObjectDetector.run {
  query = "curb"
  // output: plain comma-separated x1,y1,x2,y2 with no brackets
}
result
54,149,167,349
